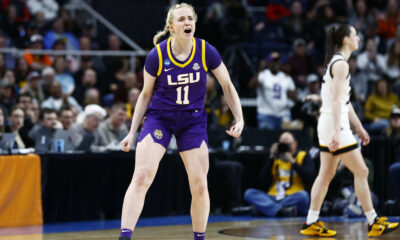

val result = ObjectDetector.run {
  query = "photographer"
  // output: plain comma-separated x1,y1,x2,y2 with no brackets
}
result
243,132,316,217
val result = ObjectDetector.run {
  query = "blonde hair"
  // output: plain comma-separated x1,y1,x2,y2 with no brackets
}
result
153,3,197,46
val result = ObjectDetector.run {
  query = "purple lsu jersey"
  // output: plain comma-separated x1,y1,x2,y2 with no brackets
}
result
145,37,222,111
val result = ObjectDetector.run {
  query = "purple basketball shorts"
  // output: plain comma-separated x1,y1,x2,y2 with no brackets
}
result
138,109,208,152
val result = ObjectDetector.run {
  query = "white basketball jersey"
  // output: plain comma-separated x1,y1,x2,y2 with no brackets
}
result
320,54,351,114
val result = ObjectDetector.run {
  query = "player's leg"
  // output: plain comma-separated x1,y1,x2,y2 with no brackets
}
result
300,152,339,237
180,141,210,238
309,152,339,215
340,149,399,237
120,114,172,239
120,135,166,231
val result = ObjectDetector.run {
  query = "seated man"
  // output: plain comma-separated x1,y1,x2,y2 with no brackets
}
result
69,104,107,152
98,103,128,147
28,108,58,152
244,131,315,217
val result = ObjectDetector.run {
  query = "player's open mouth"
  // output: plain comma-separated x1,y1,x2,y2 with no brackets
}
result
184,29,192,34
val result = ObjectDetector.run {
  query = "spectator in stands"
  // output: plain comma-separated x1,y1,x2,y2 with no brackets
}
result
24,34,52,71
0,77,15,119
281,1,309,44
83,88,101,107
288,38,317,89
349,56,368,105
376,0,399,43
41,81,82,112
0,35,15,69
0,5,24,39
80,19,100,50
114,72,138,103
20,71,46,103
0,108,4,137
383,41,400,83
27,99,40,124
1,0,30,23
0,55,6,79
53,56,75,95
15,92,34,130
78,36,105,73
357,37,386,94
28,107,58,152
364,78,400,131
69,104,107,152
5,106,34,148
41,66,55,98
243,132,315,217
249,52,296,130
385,105,400,137
212,94,233,128
43,17,79,50
59,106,74,130
346,0,378,39
297,73,320,100
27,0,59,22
14,56,30,85
3,69,17,99
73,68,98,104
126,87,140,120
98,103,128,146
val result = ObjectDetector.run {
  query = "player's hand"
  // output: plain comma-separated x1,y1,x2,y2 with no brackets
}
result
329,130,340,152
356,126,370,146
120,132,135,152
226,120,244,138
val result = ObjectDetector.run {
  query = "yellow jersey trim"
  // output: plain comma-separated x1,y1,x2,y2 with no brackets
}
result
156,44,162,76
202,39,208,72
167,37,196,68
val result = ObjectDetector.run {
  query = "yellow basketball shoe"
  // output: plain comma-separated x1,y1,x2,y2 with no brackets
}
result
300,221,337,237
368,216,399,237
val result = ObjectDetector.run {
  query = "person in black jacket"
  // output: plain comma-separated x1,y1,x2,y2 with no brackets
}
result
243,131,316,217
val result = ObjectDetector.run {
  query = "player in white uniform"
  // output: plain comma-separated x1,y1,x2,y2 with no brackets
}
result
300,24,399,238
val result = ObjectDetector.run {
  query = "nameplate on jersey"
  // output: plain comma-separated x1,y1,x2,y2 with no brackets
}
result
167,72,200,85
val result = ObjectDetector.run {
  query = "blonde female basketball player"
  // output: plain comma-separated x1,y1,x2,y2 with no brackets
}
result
300,24,399,237
118,3,244,240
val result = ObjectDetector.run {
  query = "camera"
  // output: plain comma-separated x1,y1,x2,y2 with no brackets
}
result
277,143,290,154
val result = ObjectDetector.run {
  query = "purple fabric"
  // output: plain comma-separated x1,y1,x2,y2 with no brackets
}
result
120,228,132,238
194,232,205,240
144,47,159,77
205,42,222,70
144,37,222,111
138,109,208,152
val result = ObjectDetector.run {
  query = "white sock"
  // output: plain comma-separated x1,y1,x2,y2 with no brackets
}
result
306,210,320,225
365,209,378,226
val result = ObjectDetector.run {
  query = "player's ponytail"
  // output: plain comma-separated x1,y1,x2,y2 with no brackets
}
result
153,2,197,46
323,24,351,67
153,26,169,46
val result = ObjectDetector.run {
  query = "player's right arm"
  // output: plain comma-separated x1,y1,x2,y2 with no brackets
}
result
121,46,159,152
329,60,348,152
121,70,156,152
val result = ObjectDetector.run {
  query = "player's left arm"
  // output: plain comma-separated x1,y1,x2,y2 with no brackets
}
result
211,62,244,138
349,104,370,145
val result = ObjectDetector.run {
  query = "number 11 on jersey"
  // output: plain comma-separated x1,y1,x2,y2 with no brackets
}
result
176,86,189,105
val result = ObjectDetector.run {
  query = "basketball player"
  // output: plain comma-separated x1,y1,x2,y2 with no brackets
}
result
118,3,244,240
300,24,399,237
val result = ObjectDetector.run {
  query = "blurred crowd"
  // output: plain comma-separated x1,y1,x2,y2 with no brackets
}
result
0,0,144,152
0,0,399,152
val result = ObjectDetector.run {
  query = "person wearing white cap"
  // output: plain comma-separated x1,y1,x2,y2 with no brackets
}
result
69,104,107,152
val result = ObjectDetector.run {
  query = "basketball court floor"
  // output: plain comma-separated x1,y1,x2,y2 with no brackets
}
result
1,215,399,240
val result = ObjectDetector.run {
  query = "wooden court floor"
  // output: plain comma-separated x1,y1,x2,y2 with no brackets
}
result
1,219,400,240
